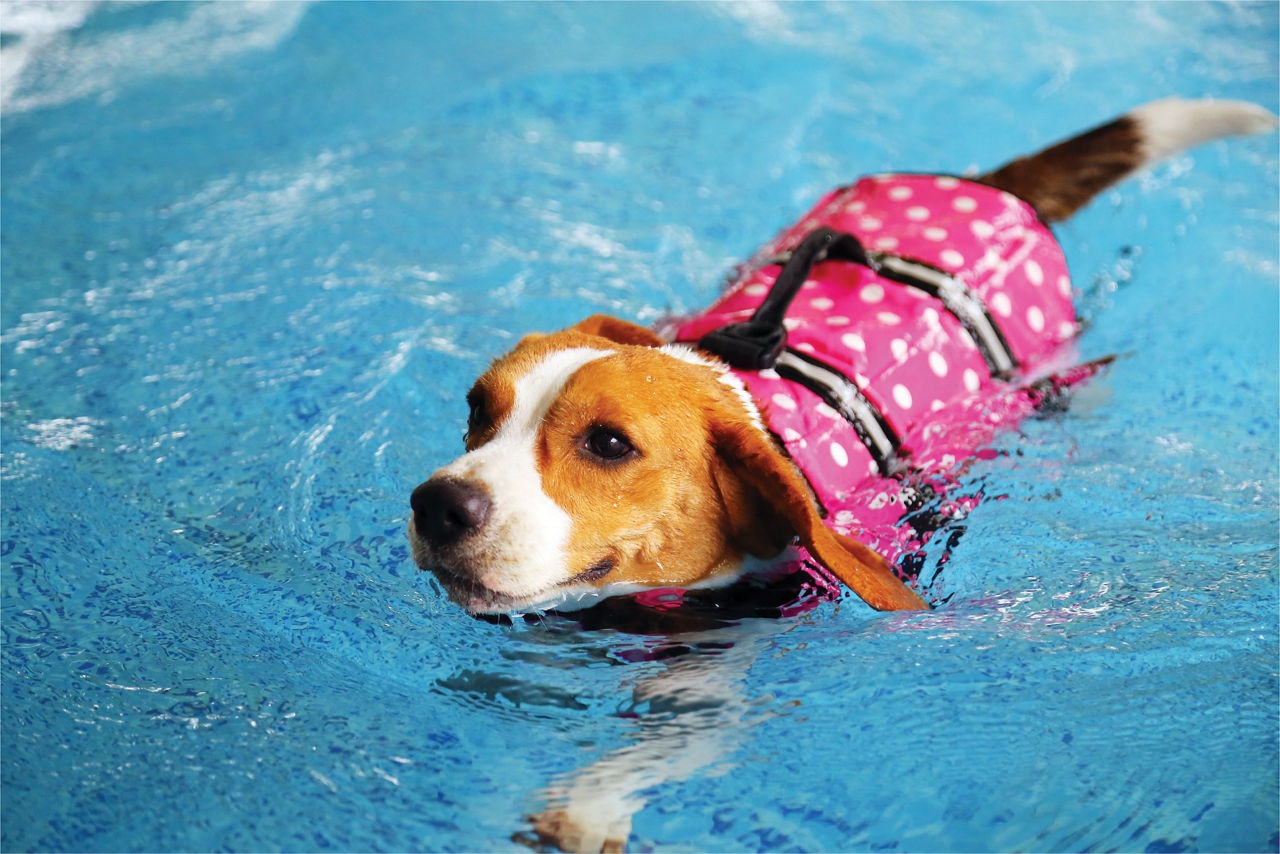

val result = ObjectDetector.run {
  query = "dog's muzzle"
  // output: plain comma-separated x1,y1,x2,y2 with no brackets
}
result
409,478,492,552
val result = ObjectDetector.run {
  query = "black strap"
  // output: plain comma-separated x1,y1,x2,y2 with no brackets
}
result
697,225,1020,473
698,227,870,371
699,227,1017,377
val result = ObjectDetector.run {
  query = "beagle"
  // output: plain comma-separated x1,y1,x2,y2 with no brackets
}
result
408,98,1275,617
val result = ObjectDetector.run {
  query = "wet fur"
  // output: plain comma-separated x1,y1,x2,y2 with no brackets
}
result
409,98,1276,619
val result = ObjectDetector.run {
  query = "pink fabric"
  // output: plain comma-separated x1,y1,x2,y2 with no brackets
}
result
673,174,1089,569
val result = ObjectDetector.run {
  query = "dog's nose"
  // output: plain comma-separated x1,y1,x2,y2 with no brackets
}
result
411,479,492,549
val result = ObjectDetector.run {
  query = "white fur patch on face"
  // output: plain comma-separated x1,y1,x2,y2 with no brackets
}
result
432,347,610,603
658,343,767,434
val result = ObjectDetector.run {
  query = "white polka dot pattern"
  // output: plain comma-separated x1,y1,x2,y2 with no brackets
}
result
928,351,948,377
672,173,1078,534
1025,260,1044,286
830,442,849,467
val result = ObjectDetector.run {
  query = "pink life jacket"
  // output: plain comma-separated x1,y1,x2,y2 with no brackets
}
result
667,174,1103,595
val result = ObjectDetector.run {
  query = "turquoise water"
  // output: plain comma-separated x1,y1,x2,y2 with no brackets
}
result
2,2,1277,851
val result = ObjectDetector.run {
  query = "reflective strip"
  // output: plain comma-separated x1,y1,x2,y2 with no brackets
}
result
775,349,899,475
761,248,1019,377
871,253,1017,376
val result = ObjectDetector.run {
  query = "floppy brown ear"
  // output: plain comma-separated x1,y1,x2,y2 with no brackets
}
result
711,416,931,612
570,314,666,348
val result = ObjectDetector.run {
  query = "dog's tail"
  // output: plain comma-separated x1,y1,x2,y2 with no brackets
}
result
981,98,1277,222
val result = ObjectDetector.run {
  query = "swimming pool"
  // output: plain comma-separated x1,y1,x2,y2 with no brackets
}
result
2,1,1276,851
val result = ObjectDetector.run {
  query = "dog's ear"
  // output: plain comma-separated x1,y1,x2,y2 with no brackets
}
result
569,314,666,348
710,414,931,612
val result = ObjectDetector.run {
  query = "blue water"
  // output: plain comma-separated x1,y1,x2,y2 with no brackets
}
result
3,2,1277,851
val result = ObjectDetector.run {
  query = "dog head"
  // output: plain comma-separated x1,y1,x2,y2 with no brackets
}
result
408,315,928,614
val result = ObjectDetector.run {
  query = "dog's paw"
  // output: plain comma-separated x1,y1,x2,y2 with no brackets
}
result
515,808,632,853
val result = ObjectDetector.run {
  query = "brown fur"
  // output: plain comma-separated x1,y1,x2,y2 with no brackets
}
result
980,116,1145,222
707,396,930,611
464,316,928,609
417,100,1275,621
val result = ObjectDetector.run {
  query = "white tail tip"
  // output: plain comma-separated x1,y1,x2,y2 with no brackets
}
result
1131,97,1278,162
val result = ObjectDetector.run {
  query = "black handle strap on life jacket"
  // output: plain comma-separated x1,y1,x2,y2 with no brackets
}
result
696,225,1021,478
697,227,871,371
698,226,1019,377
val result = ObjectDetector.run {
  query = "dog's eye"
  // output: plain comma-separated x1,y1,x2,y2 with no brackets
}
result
464,390,488,445
582,426,636,463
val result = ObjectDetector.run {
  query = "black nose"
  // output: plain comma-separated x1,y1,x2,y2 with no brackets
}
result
411,479,492,549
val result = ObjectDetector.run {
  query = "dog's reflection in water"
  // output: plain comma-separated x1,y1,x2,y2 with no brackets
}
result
437,569,837,853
